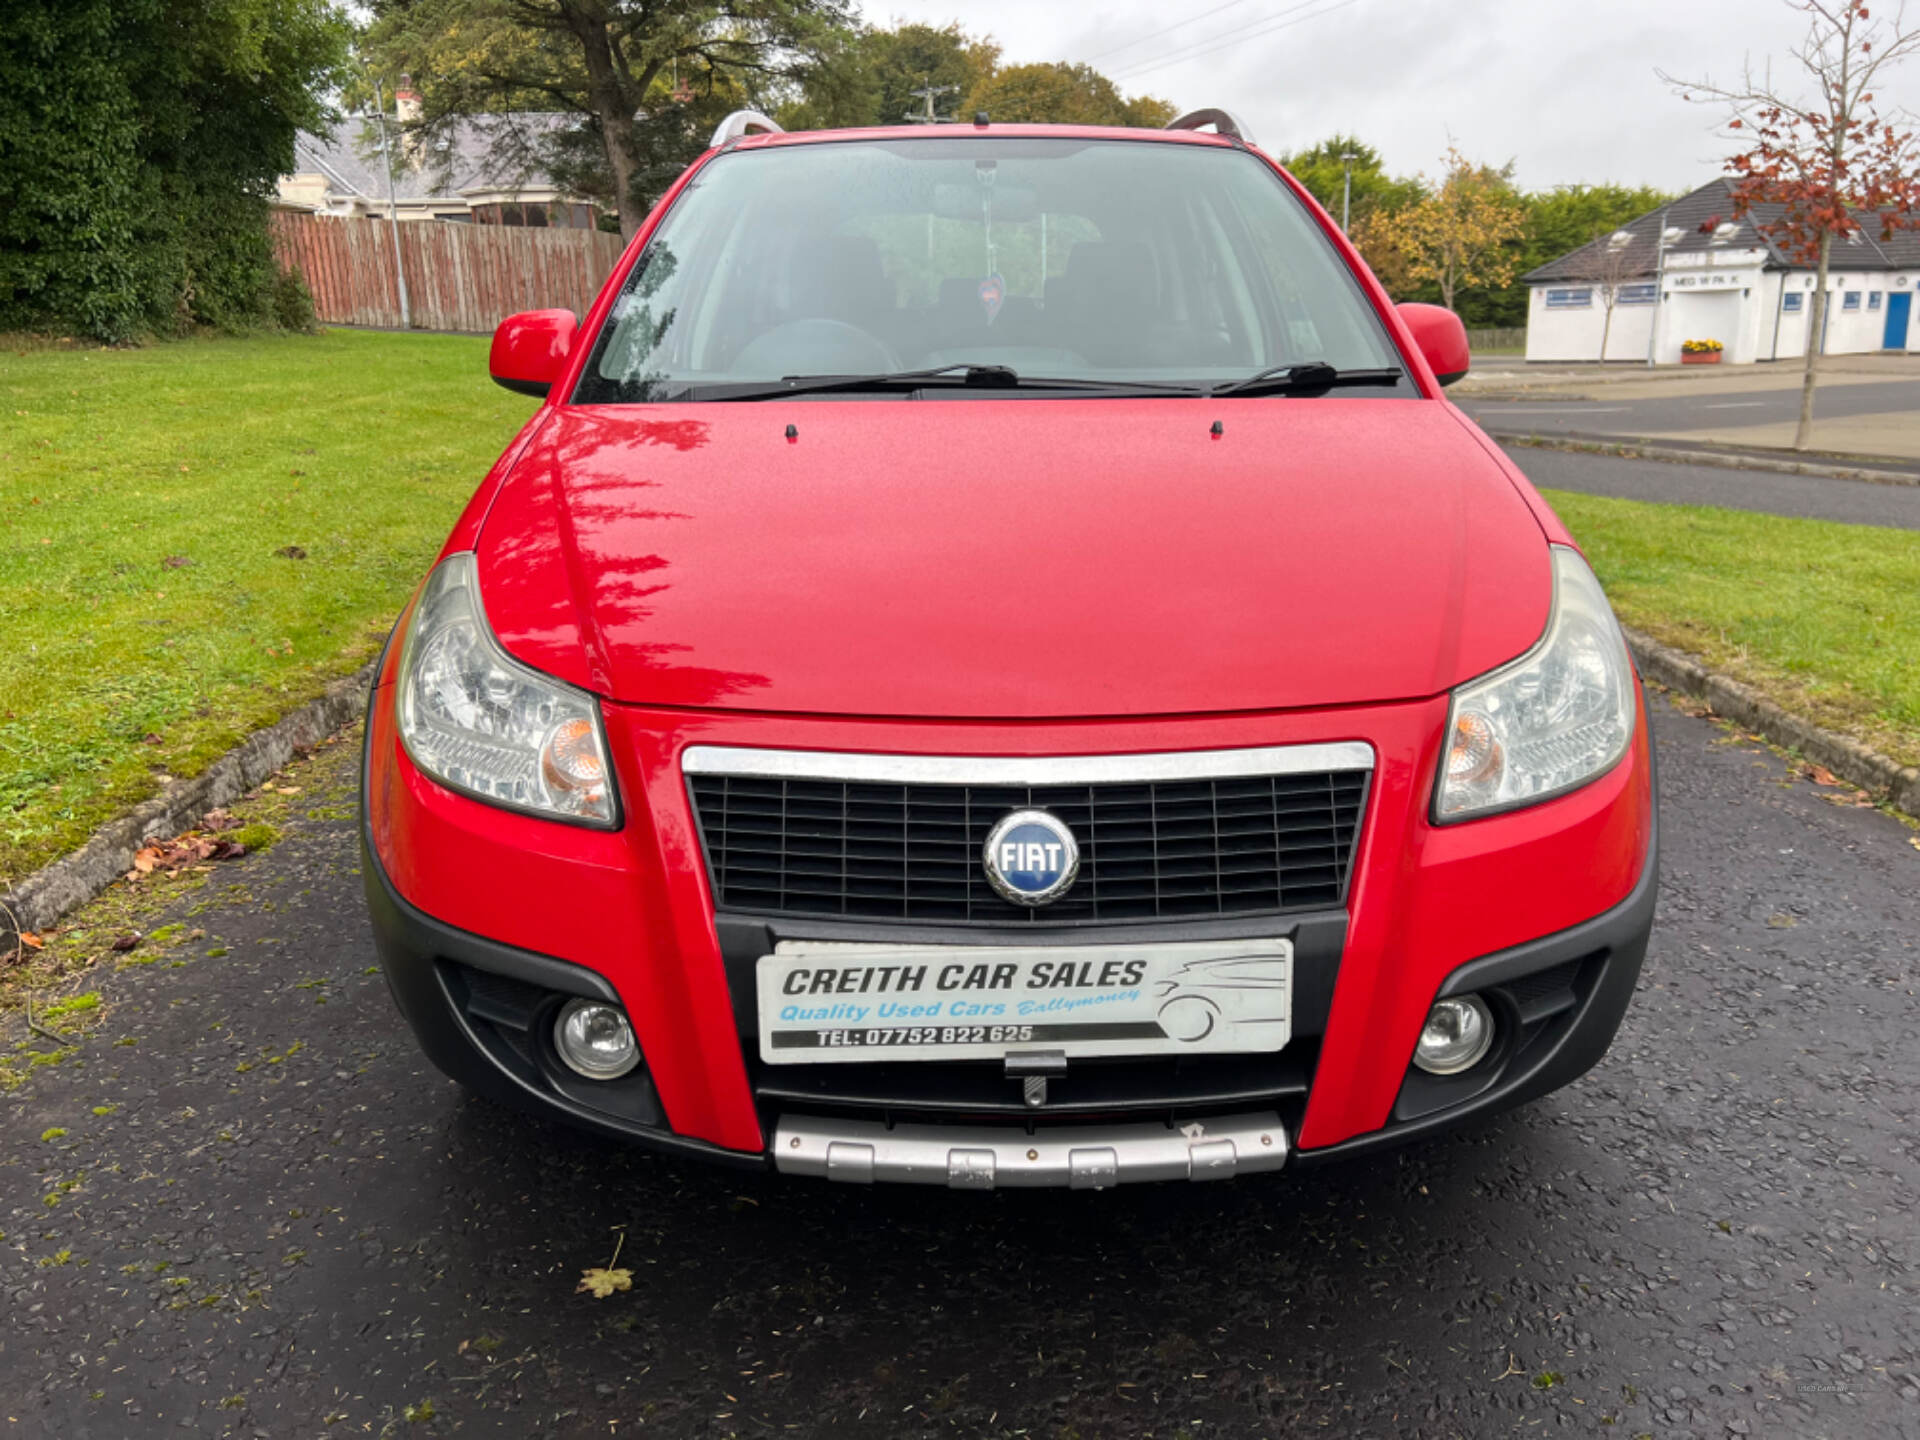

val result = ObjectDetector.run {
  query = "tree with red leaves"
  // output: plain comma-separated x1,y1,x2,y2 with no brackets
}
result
1663,2,1920,449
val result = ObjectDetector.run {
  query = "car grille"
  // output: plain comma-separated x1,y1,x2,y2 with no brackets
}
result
687,767,1368,925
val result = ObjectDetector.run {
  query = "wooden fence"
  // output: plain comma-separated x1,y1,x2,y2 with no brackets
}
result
270,212,628,332
1466,326,1528,353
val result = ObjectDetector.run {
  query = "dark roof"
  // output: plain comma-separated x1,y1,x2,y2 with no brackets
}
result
1524,176,1920,283
291,113,579,204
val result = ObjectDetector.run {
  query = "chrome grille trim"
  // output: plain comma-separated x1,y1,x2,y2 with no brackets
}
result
681,741,1375,785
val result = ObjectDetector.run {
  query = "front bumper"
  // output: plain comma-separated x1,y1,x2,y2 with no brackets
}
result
361,656,1657,1184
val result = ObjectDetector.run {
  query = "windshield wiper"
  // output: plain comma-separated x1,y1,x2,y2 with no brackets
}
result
1210,362,1405,398
700,364,1206,402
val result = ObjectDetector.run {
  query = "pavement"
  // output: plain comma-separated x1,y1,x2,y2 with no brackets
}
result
1457,353,1920,461
5,695,1920,1438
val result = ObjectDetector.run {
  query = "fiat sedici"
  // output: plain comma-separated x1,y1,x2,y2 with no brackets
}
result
362,109,1655,1188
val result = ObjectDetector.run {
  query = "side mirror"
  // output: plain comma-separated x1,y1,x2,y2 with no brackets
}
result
489,309,578,398
1396,302,1470,387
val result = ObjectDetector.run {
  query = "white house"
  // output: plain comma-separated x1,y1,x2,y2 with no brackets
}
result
1523,178,1920,364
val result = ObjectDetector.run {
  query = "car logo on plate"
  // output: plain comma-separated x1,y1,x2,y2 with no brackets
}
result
983,810,1080,907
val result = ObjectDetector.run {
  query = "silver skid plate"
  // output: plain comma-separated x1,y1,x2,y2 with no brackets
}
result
773,1112,1288,1189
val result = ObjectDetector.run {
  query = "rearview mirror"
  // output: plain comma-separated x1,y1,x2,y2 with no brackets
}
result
490,309,578,398
1395,303,1470,387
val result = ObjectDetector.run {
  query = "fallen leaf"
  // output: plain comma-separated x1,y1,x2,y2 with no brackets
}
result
1910,837,1920,852
132,847,163,875
275,544,308,560
576,1266,633,1299
1800,763,1841,786
161,555,192,570
18,932,45,950
110,934,141,953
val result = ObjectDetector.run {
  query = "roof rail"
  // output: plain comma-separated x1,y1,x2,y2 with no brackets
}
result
1165,108,1254,146
710,110,784,149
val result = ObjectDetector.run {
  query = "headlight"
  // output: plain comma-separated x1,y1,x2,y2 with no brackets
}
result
396,552,617,827
1435,546,1635,821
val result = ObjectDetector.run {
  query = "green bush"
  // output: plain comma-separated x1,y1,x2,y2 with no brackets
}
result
0,0,347,342
271,265,319,333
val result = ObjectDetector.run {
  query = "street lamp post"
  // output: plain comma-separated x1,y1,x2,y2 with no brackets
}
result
358,78,412,331
1645,208,1674,368
1340,151,1359,232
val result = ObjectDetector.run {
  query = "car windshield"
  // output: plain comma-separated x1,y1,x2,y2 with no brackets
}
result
573,136,1406,403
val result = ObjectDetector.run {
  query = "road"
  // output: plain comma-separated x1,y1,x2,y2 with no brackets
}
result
1463,378,1920,439
1499,442,1920,529
6,701,1920,1438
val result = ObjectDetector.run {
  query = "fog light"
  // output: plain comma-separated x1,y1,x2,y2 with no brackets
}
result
1413,995,1495,1076
553,999,640,1080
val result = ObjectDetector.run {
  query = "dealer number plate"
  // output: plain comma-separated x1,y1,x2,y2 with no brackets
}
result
757,939,1292,1065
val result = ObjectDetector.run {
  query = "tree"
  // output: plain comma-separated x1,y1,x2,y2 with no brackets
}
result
1278,136,1425,231
966,62,1172,128
776,21,999,130
0,0,348,341
363,0,858,238
1352,147,1527,311
1562,228,1645,361
1664,0,1920,448
1520,184,1675,276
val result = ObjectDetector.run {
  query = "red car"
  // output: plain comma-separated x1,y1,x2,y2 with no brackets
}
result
361,108,1656,1189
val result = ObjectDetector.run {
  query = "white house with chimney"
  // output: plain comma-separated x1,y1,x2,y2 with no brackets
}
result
1523,178,1920,364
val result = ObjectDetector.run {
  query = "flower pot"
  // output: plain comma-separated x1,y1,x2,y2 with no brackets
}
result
1681,351,1722,364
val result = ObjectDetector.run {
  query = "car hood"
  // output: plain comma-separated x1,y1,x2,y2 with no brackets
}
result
475,399,1549,719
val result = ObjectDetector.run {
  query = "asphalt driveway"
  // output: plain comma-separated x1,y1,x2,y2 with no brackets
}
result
4,697,1919,1438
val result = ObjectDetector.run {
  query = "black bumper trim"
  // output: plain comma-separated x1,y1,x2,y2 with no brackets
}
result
1291,809,1659,1167
358,673,765,1168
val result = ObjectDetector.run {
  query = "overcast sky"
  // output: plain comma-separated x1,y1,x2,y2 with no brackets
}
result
856,0,1920,193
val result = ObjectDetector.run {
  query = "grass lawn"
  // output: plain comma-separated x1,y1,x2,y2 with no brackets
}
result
1546,488,1920,772
1,330,532,887
4,333,1916,889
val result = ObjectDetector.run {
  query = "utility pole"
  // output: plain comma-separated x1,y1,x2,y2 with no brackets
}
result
905,77,958,124
360,77,412,331
1340,152,1358,232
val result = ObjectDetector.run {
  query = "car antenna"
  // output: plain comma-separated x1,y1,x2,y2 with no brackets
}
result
785,423,799,442
1210,420,1225,438
973,111,989,128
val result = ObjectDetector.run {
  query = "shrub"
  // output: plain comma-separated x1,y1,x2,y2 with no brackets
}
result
270,265,319,333
0,0,347,342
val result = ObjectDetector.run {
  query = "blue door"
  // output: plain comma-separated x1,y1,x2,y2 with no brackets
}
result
1885,291,1912,350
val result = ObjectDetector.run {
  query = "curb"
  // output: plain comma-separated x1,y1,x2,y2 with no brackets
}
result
5,633,1916,942
1624,627,1920,819
1488,431,1920,487
0,663,376,942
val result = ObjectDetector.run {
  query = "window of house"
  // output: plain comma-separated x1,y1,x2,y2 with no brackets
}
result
1844,291,1862,311
1782,292,1804,312
1544,287,1594,309
1869,291,1884,311
1616,283,1658,306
